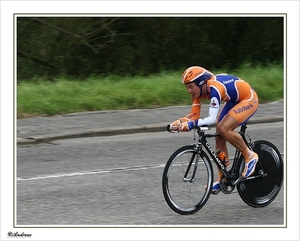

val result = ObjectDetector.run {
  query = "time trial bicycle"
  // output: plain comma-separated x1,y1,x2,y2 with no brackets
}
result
162,123,283,215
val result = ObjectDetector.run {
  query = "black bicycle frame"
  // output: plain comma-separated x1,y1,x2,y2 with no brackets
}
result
197,124,251,182
199,133,230,178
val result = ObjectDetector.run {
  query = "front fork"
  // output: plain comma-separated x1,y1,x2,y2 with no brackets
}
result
183,143,202,182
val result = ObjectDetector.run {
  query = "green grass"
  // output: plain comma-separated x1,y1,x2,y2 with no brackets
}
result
17,63,284,118
231,62,284,101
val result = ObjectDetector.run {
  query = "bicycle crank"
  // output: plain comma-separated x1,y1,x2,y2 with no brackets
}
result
233,170,267,186
220,177,235,194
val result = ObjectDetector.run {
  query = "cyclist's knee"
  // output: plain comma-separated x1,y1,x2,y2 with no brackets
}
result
215,125,225,140
217,115,239,135
216,122,230,136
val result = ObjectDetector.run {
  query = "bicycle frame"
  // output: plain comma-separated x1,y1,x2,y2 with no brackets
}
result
194,124,264,188
195,128,231,178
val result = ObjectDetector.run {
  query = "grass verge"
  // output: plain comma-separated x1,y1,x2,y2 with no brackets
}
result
17,63,284,118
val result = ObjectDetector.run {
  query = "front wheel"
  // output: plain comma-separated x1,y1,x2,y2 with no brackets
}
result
237,140,284,207
162,145,213,215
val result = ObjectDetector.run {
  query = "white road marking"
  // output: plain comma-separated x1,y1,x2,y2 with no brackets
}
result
17,153,284,182
17,164,166,181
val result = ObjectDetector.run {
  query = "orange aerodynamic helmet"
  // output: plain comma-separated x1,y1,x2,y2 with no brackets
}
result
181,66,214,86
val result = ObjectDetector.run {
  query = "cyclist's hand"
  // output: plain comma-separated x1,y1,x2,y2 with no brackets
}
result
169,119,196,132
179,122,190,132
179,120,197,132
169,119,181,132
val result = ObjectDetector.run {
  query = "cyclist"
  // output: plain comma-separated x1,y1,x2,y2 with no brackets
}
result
169,66,259,194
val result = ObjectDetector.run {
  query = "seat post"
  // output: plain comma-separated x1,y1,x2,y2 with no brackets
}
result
239,124,247,135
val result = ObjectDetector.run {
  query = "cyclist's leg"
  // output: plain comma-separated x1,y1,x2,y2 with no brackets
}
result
219,90,259,178
216,103,231,155
214,103,232,184
214,135,227,185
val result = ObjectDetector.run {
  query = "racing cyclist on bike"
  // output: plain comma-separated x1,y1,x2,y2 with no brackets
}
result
169,66,259,194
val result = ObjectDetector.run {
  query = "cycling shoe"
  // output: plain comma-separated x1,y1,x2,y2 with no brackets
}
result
242,153,259,178
205,182,221,195
211,182,221,195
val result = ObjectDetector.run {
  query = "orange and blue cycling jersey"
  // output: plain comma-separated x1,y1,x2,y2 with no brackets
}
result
183,74,259,128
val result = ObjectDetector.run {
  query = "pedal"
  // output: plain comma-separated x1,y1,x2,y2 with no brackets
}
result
258,169,267,177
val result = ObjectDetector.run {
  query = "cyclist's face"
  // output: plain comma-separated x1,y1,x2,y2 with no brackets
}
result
185,82,201,98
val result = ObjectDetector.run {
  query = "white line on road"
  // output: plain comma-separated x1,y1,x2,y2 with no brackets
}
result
17,164,166,181
17,153,284,182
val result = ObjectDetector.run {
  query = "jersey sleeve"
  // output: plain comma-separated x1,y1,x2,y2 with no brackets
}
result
195,96,219,126
180,98,201,122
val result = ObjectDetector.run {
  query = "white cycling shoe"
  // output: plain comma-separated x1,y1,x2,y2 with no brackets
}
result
242,153,259,178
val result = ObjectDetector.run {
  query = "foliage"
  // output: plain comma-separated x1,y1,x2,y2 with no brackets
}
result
17,17,284,80
17,63,284,118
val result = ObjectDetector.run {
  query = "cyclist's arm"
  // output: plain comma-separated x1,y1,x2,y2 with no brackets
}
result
183,98,201,121
187,89,221,129
172,98,201,124
194,96,219,126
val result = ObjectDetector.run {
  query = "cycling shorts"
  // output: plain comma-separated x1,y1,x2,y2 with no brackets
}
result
218,89,259,126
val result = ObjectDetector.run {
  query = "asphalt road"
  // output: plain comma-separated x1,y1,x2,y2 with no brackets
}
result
16,122,285,226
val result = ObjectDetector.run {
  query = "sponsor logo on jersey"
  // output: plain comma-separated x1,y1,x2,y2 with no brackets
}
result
210,97,219,109
233,103,254,114
222,78,235,84
187,112,197,119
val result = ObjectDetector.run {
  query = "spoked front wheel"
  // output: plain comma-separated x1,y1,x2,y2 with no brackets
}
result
162,145,213,215
237,140,284,207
